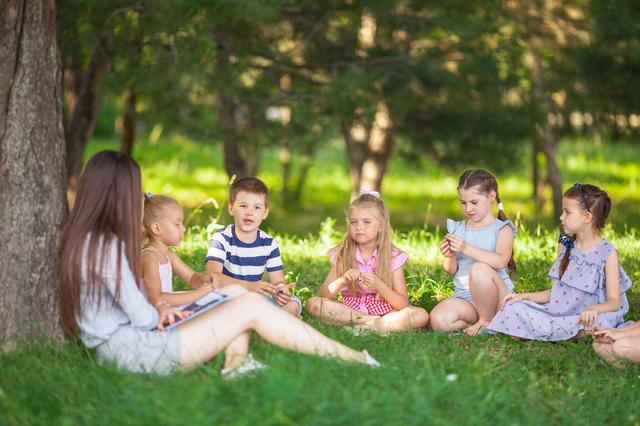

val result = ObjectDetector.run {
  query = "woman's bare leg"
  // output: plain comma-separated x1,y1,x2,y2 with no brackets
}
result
364,306,429,334
306,296,378,325
612,337,640,364
429,298,478,333
178,292,367,369
465,262,510,336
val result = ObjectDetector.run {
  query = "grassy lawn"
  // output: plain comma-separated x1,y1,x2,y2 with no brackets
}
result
2,137,639,425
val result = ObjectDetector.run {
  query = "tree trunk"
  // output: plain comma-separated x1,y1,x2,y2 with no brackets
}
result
359,101,394,194
530,40,563,222
119,90,136,155
341,102,394,200
64,35,110,192
340,116,369,200
532,140,546,212
0,0,67,349
213,29,248,179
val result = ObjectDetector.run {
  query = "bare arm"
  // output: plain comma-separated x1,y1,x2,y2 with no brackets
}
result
439,238,457,275
319,263,350,298
205,260,275,295
142,251,214,307
366,267,409,310
584,250,622,313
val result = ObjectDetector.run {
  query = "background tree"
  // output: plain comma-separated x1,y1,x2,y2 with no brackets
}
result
0,0,67,349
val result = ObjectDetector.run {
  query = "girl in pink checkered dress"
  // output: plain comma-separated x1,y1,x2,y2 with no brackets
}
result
306,192,429,334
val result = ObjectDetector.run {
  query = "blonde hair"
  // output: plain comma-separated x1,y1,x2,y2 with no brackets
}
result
142,194,180,242
334,193,396,296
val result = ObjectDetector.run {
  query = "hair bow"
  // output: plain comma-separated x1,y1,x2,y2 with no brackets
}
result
144,192,154,200
558,234,574,251
361,189,381,199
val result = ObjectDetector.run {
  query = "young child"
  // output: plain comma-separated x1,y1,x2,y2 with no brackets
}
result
429,169,517,336
593,322,640,366
141,193,218,307
205,177,302,316
141,193,260,375
59,151,379,376
305,191,429,334
487,183,633,341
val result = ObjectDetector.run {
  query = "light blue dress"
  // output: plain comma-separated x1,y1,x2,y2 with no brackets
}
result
446,218,517,303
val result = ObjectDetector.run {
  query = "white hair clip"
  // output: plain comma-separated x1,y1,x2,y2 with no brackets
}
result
361,189,381,199
497,202,504,211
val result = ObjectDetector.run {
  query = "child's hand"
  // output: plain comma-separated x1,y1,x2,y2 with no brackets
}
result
203,273,220,292
578,307,599,329
156,302,191,332
439,239,454,257
342,268,361,284
445,234,467,253
274,283,294,306
361,272,384,291
501,293,528,309
247,281,276,296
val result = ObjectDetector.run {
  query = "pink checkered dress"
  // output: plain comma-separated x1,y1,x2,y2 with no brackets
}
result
328,247,409,316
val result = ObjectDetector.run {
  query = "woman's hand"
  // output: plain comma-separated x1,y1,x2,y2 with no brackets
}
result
445,234,467,253
439,239,455,257
593,326,620,343
501,293,528,309
155,301,191,332
578,307,599,329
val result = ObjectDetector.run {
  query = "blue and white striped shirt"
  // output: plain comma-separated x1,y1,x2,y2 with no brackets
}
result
206,225,283,282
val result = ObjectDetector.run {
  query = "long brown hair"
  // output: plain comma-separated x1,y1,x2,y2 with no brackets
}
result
458,169,516,276
59,151,143,335
334,193,395,296
558,183,611,277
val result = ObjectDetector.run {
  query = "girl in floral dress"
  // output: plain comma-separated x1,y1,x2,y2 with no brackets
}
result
487,184,632,341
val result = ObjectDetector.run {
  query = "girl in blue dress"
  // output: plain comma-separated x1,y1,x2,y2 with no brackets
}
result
430,169,517,336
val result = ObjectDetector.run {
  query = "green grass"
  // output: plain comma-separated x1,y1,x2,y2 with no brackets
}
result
2,225,639,425
2,137,639,424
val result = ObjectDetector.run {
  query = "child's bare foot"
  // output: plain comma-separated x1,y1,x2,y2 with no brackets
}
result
463,319,489,336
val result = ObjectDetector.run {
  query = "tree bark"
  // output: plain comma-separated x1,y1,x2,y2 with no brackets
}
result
530,42,563,221
64,35,110,192
119,90,136,155
359,101,394,194
213,29,248,179
340,116,369,200
0,0,67,349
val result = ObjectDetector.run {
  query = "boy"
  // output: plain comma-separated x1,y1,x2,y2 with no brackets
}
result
205,177,301,316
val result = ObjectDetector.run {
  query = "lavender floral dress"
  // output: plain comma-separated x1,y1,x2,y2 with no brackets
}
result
487,239,632,341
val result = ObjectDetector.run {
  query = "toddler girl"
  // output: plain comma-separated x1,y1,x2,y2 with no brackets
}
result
430,169,517,336
306,191,429,334
487,183,633,341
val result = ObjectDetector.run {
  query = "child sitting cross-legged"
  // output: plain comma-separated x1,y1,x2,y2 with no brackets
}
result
305,191,429,334
205,177,302,317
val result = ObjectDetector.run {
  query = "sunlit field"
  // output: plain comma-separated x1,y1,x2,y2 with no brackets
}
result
2,137,639,425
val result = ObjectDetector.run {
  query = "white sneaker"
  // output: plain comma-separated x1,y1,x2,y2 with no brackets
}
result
362,350,380,367
221,354,267,380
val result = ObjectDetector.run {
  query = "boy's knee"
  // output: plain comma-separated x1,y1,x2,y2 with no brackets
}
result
305,297,324,317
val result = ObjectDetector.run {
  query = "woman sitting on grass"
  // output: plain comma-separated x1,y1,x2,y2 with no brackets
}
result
58,150,379,375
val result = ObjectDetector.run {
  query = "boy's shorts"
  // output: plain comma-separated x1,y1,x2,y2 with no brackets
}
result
262,294,302,317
